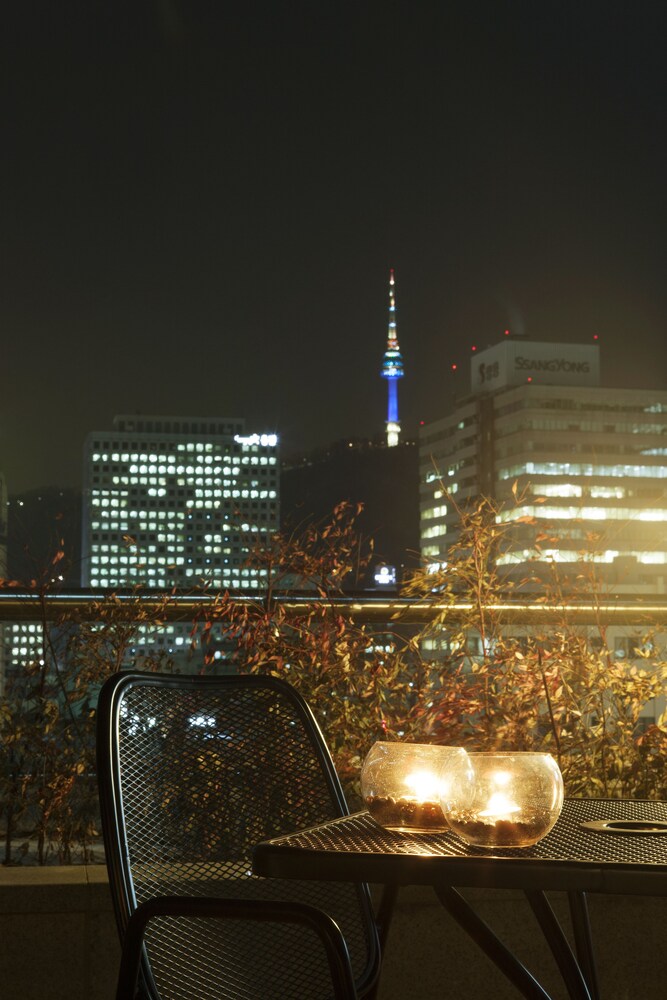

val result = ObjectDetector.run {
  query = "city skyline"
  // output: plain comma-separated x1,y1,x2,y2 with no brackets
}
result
3,2,667,494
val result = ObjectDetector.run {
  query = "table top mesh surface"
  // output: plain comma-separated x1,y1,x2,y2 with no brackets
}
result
254,799,667,892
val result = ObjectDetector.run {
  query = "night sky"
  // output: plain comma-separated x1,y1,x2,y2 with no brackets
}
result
3,1,666,494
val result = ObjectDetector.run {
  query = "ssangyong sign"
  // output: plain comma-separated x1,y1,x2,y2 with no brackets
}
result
470,340,600,394
514,355,590,373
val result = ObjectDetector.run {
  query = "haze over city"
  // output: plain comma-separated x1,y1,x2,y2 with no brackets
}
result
2,1,666,494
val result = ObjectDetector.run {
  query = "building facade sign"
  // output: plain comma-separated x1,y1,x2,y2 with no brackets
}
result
470,341,600,394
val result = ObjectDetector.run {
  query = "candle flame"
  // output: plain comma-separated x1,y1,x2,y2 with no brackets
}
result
405,769,439,801
492,769,512,787
479,790,521,821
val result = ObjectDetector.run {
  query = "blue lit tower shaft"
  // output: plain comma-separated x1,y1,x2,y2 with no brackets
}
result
387,378,399,424
380,268,404,447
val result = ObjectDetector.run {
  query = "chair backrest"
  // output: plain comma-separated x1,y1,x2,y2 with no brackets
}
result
97,671,381,999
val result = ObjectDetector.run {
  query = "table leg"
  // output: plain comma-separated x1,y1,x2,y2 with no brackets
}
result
374,882,399,954
524,890,593,1000
567,892,600,1000
434,886,552,1000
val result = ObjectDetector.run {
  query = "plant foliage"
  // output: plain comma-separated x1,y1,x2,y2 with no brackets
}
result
1,496,666,863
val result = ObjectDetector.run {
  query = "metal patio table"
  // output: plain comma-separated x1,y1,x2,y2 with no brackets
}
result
253,798,667,1000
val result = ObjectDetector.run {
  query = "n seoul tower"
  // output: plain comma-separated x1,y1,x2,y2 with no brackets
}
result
380,268,404,447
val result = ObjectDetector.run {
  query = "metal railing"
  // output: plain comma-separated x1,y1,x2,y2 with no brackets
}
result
2,589,667,625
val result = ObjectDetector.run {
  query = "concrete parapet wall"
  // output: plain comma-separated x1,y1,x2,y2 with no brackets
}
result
0,868,663,999
0,866,119,1000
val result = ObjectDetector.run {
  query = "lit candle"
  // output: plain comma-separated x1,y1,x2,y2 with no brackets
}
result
479,790,521,822
478,770,521,821
404,768,441,802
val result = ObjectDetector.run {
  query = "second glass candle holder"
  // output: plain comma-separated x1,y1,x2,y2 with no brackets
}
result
443,751,564,849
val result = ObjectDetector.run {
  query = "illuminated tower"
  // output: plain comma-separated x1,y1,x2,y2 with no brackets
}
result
380,268,404,447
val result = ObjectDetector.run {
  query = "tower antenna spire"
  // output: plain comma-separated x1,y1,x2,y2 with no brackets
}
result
380,267,404,447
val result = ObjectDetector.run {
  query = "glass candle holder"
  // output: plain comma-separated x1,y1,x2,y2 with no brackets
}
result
361,741,468,833
443,752,564,849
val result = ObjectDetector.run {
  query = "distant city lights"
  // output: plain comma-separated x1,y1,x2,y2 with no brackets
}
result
374,564,397,586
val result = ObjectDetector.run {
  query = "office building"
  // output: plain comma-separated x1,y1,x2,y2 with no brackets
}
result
420,339,667,597
6,487,82,586
1,488,82,695
82,415,279,591
281,437,420,588
0,473,6,694
0,472,6,581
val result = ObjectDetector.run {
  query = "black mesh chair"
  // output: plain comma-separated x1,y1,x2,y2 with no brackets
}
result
97,671,394,1000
